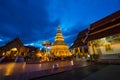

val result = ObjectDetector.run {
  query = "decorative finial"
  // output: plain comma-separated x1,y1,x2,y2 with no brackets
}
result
58,24,61,30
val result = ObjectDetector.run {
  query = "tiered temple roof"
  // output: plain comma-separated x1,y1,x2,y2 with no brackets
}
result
88,10,120,41
71,10,120,49
71,29,88,48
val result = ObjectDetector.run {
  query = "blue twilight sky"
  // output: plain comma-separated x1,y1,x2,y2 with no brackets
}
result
0,0,120,48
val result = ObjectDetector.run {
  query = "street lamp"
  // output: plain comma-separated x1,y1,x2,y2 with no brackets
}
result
42,41,51,61
42,41,51,54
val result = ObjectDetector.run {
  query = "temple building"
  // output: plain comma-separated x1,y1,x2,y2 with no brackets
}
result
70,29,89,59
0,38,29,62
88,10,120,63
50,25,72,60
70,10,120,63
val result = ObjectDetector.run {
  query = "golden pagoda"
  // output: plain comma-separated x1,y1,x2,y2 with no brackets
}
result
50,25,72,59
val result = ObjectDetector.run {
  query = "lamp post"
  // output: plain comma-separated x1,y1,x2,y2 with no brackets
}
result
42,41,51,61
42,41,51,54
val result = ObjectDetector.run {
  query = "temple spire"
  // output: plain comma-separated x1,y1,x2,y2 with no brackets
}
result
50,25,72,59
55,25,64,41
58,25,60,30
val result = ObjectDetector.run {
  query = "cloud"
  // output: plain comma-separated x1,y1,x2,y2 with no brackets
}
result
0,39,3,42
0,0,119,47
0,0,54,44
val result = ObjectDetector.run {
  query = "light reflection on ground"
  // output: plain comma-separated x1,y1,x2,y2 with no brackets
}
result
0,60,89,76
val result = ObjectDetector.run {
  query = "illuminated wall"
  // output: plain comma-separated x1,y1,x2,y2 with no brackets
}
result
88,34,120,55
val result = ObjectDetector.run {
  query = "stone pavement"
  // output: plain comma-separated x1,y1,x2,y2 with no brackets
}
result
83,65,120,80
0,60,91,80
2,61,120,80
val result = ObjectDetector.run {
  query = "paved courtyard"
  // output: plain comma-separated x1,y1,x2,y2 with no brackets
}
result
32,64,120,80
0,60,120,80
0,60,91,80
34,64,107,80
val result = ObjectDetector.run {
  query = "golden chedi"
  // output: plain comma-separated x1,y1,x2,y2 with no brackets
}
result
50,25,72,59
